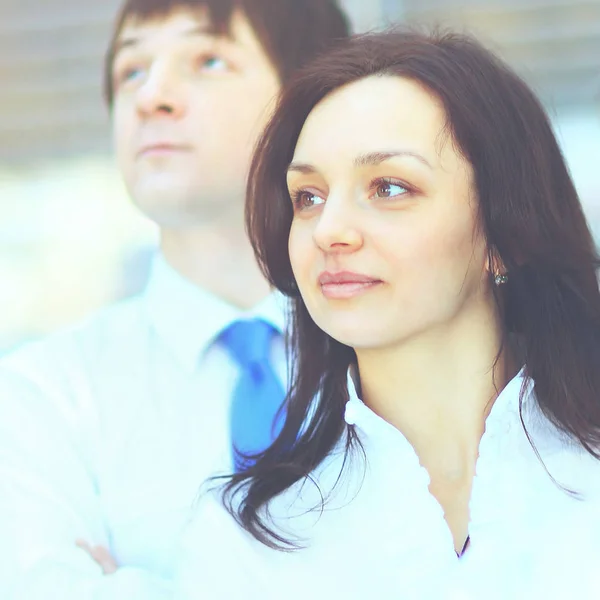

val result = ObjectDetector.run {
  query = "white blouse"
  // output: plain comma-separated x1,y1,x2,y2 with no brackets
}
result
173,370,600,599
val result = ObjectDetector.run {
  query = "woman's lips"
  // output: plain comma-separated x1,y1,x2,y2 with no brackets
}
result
318,271,383,299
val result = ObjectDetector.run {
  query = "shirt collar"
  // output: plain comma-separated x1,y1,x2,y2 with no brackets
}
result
343,365,530,435
143,252,287,373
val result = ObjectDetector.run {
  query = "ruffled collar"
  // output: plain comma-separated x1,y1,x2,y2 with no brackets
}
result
343,365,530,450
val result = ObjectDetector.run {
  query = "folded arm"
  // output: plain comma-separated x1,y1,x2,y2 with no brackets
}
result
0,366,171,600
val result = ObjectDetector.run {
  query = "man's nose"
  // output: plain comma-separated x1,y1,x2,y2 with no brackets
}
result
135,63,187,119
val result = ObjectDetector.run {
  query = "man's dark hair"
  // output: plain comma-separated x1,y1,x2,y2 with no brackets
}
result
104,0,351,106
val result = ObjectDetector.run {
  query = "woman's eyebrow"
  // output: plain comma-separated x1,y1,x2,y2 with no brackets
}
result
287,150,433,175
353,150,432,169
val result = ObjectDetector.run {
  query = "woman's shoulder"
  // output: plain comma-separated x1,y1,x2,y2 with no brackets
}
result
181,438,358,555
178,480,456,600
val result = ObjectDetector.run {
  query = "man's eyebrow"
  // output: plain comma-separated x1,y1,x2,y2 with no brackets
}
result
287,150,433,174
113,24,217,57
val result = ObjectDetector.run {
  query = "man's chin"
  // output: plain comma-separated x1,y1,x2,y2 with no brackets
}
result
127,174,243,225
130,191,223,229
130,180,192,221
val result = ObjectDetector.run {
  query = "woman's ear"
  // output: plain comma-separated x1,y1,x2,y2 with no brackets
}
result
487,247,508,285
487,248,506,275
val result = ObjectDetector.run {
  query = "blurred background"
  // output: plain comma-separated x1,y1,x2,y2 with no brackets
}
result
0,0,598,352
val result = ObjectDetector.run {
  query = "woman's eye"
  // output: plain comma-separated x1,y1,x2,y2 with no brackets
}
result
373,180,409,198
293,191,325,210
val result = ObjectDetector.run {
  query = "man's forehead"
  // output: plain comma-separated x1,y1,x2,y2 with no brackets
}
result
110,6,276,76
115,7,231,48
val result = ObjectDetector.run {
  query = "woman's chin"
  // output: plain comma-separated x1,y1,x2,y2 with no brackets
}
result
318,321,395,351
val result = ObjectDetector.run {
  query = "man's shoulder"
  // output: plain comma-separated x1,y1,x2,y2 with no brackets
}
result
0,293,150,380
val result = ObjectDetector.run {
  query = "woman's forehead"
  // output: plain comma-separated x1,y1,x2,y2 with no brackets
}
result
291,76,456,173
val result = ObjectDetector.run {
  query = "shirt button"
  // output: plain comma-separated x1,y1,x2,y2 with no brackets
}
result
344,402,358,425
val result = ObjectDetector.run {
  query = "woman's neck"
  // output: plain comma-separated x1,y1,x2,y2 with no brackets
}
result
355,307,515,478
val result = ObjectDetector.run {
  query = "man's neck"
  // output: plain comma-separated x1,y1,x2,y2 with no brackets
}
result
160,221,272,310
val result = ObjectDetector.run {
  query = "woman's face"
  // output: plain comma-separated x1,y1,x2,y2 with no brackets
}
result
286,75,494,349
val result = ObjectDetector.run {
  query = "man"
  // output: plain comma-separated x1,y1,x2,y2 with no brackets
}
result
0,2,350,598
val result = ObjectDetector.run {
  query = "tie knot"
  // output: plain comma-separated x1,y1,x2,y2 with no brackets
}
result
220,319,277,369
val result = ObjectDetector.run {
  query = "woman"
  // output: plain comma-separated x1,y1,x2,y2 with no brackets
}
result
174,30,600,599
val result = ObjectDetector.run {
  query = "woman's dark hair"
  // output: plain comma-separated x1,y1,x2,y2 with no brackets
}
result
104,0,350,106
223,29,600,548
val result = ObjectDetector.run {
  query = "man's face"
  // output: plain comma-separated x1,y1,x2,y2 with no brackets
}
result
111,8,281,228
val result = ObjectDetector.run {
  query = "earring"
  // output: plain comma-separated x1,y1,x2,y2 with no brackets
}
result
494,273,508,286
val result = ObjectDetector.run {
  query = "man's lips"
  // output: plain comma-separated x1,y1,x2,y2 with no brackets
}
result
137,143,191,157
318,271,383,299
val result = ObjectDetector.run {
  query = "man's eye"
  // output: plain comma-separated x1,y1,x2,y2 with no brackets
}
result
198,56,229,72
115,66,145,86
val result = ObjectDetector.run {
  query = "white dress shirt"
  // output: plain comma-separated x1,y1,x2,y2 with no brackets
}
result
0,253,287,600
173,369,600,600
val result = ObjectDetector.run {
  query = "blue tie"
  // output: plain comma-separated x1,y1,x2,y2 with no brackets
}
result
220,319,285,472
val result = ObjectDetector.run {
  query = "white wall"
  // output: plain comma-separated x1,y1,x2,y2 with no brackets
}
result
554,108,600,238
340,0,385,31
